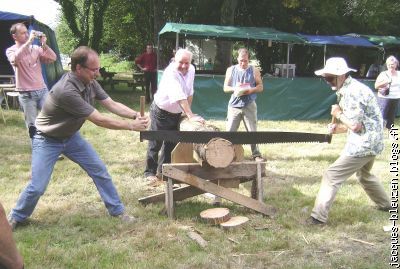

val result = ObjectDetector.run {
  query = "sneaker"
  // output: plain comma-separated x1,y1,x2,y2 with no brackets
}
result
254,156,265,162
305,216,325,226
7,215,18,231
377,205,396,212
116,213,137,223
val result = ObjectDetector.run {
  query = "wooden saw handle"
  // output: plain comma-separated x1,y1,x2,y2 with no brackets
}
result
140,96,145,117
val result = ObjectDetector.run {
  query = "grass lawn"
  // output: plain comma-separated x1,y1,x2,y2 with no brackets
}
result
0,85,396,269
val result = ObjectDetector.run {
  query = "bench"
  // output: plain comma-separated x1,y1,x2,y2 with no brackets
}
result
109,79,145,91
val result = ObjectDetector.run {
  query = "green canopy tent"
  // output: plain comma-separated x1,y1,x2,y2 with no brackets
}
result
157,23,399,120
159,22,307,78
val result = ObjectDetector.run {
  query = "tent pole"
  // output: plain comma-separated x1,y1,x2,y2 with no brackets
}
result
157,34,160,71
286,44,290,78
176,33,179,50
324,45,326,65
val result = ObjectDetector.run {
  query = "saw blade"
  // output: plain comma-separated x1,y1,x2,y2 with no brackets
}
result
140,130,332,144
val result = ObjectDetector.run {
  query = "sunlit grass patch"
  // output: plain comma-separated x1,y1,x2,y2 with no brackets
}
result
0,88,396,268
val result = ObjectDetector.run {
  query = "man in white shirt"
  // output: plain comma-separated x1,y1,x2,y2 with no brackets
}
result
144,48,204,185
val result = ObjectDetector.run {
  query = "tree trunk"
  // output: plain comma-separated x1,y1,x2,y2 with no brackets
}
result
90,0,109,51
153,0,165,45
214,0,239,73
179,117,243,168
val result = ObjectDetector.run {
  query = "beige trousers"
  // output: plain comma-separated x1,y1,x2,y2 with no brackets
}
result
311,155,391,223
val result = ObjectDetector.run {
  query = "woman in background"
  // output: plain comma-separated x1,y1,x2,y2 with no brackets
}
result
375,55,400,131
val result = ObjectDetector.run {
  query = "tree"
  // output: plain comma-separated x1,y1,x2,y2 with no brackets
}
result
56,0,110,52
214,0,239,73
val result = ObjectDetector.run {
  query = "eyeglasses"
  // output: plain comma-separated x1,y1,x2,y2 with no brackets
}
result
323,76,337,83
82,65,101,73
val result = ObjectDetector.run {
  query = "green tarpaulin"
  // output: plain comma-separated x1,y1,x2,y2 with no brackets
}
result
159,22,306,43
184,74,377,120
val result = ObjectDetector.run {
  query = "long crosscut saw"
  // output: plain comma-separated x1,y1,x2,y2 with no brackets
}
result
140,130,332,144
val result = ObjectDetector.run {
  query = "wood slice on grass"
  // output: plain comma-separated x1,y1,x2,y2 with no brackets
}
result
200,207,230,225
220,216,249,230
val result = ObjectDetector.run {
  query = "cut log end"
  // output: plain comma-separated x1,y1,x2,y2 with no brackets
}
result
220,216,249,229
200,207,230,225
204,138,235,168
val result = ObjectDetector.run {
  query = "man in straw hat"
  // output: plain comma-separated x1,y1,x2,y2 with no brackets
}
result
307,57,392,225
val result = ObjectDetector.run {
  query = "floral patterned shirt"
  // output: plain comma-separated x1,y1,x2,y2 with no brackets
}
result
337,76,384,157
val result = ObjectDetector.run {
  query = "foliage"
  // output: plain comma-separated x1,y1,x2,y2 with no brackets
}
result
55,0,400,73
56,0,110,51
99,53,134,72
0,88,396,268
55,16,79,54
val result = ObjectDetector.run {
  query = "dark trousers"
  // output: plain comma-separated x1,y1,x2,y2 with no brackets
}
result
378,97,399,129
144,71,157,103
144,103,181,177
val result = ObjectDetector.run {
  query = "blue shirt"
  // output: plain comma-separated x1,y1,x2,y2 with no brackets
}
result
228,65,257,108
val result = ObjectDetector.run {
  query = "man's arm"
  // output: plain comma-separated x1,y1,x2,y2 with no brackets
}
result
87,109,148,131
374,72,390,89
0,203,23,269
331,104,362,133
178,97,204,123
99,97,139,119
135,54,146,71
249,67,263,94
39,38,57,64
6,32,36,66
223,66,234,93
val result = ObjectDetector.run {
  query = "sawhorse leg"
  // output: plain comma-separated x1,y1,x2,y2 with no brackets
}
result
165,177,175,219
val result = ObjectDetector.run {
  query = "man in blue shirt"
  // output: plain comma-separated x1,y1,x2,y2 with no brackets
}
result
223,48,264,162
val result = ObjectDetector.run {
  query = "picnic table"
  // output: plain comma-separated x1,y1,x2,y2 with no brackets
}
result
99,70,145,91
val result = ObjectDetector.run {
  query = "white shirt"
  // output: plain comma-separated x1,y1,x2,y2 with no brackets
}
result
154,63,195,113
377,70,400,99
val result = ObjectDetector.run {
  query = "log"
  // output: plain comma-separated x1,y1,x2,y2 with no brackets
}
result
193,137,235,168
179,117,243,168
200,208,230,225
220,216,249,230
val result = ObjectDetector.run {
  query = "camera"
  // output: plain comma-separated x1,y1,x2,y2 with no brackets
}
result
35,31,44,39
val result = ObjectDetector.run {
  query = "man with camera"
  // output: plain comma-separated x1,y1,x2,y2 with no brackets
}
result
6,23,57,138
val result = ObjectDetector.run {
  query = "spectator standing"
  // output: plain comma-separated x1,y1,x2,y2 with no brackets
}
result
6,22,57,138
135,44,157,103
375,55,400,131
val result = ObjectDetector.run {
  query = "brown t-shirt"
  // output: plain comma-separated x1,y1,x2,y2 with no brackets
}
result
36,72,109,138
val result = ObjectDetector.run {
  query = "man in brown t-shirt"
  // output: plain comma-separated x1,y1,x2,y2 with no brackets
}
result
8,46,149,230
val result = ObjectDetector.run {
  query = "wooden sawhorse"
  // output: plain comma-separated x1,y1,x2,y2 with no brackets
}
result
138,162,276,219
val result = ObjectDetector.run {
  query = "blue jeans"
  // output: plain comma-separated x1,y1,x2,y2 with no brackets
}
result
11,132,125,222
18,88,48,129
144,103,181,177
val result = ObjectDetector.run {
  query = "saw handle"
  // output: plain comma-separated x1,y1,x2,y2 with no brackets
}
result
328,116,336,134
140,96,145,117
